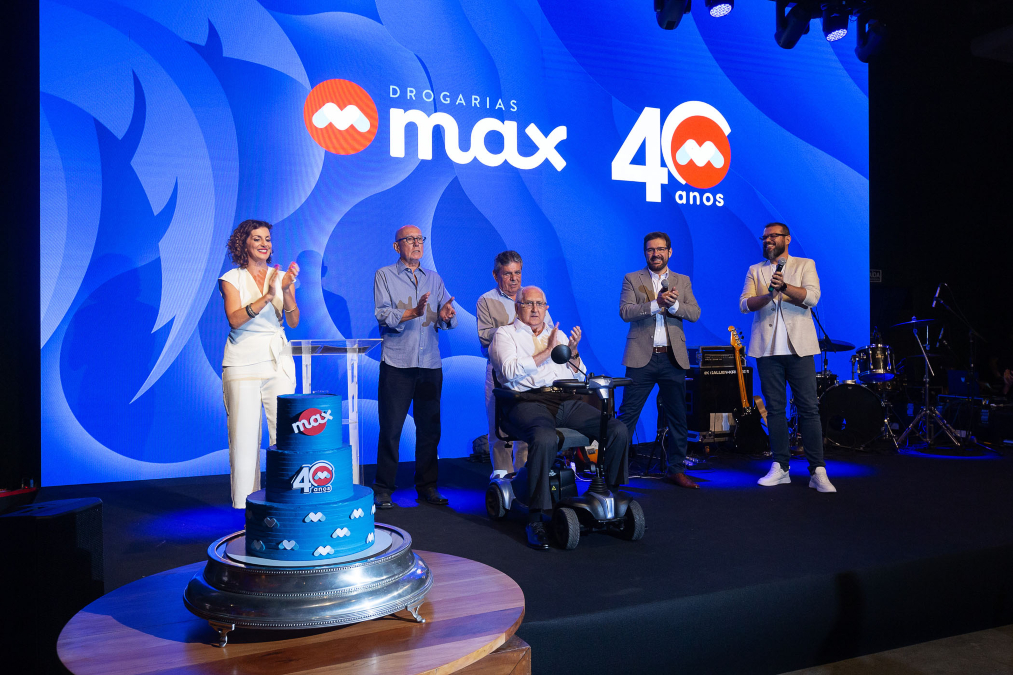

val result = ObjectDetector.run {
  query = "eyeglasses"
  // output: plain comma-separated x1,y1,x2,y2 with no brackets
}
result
645,247,670,255
397,236,426,245
759,233,787,241
517,301,547,309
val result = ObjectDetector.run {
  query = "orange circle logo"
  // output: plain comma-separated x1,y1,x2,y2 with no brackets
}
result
661,102,731,190
669,116,730,189
303,79,378,154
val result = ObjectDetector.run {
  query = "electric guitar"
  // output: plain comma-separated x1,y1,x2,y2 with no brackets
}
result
728,327,769,453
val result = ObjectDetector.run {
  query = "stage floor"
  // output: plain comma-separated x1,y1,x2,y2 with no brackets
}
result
39,447,1013,674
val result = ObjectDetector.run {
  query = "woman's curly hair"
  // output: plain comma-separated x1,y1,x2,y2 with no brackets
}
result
227,219,273,268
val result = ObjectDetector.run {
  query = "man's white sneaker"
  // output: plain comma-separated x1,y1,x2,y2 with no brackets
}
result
809,466,837,493
490,469,509,480
757,462,791,486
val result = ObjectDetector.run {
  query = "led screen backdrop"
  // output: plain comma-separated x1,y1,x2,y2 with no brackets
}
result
40,0,869,485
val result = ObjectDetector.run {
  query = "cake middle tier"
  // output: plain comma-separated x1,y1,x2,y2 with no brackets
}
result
265,445,353,503
245,485,376,560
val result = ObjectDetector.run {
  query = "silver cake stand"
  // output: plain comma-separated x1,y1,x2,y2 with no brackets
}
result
183,523,432,646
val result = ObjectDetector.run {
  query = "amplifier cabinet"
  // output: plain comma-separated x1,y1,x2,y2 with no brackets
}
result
0,498,104,674
685,366,752,434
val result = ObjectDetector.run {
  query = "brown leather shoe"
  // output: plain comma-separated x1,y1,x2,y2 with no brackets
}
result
664,472,699,489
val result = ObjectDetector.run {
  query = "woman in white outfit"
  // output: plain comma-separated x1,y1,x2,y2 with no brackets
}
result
219,219,300,508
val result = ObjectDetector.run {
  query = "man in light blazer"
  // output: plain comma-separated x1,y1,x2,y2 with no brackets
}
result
618,232,702,488
740,222,836,493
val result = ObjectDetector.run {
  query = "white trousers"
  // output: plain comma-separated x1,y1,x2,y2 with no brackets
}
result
486,361,527,472
223,361,296,508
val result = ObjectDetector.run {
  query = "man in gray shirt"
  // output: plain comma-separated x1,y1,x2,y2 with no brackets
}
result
476,251,550,477
373,225,457,509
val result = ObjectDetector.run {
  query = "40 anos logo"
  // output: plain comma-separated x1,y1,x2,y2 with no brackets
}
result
291,460,334,494
291,408,333,436
612,102,730,206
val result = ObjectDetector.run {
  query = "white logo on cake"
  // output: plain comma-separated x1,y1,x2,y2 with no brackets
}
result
349,508,364,519
366,531,375,544
291,460,335,494
291,408,334,435
250,539,265,551
263,517,277,528
279,540,298,550
331,527,350,538
304,512,326,523
313,545,336,556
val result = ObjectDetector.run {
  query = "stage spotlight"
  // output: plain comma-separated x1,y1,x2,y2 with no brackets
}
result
822,2,850,41
855,13,887,62
706,0,733,17
656,0,692,30
774,0,814,50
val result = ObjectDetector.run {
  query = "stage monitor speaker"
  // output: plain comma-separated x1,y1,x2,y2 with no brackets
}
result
684,366,752,434
0,498,104,674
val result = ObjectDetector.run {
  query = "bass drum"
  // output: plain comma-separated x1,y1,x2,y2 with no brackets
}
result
819,382,885,449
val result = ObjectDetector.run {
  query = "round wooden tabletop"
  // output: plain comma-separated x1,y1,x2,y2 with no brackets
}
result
58,551,525,675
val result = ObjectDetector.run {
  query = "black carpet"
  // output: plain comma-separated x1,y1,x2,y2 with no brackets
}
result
36,448,1013,674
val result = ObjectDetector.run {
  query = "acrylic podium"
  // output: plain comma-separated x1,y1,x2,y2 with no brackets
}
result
286,339,381,484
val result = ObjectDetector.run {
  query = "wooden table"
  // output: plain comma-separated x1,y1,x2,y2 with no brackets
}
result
58,551,527,675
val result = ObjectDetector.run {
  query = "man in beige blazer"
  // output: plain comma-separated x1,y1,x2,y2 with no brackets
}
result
740,222,836,493
618,232,702,488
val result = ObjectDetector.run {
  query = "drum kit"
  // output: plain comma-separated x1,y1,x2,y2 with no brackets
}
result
790,316,962,451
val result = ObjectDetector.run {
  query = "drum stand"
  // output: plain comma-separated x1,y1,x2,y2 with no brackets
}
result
852,355,901,450
878,399,901,449
896,329,962,449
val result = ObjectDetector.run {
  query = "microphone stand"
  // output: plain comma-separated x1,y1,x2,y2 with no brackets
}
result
811,306,832,375
934,288,988,452
896,328,962,450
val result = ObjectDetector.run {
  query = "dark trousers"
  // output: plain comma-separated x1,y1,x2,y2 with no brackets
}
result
756,355,825,473
504,398,629,511
374,362,442,494
618,351,688,474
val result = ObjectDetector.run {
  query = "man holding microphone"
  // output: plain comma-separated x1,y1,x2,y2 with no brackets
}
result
740,222,835,492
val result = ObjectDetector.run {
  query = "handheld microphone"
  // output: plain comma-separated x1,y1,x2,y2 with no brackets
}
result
767,258,786,292
932,283,942,308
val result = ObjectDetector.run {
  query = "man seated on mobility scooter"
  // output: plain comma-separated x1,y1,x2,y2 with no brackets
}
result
488,286,644,550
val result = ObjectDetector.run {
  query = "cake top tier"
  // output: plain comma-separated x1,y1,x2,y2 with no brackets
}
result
276,393,344,451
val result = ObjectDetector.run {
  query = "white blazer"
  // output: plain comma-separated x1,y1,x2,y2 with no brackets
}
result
739,255,821,358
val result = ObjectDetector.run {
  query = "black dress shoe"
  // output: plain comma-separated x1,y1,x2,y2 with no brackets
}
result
417,486,449,505
373,491,394,510
525,522,550,550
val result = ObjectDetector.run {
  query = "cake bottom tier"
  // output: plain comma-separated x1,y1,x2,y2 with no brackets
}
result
245,485,376,561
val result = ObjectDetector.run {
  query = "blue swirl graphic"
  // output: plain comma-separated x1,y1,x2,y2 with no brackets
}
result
40,0,868,484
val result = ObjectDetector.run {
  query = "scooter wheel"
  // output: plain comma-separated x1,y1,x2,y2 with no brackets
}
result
485,484,507,520
619,499,645,541
552,507,580,550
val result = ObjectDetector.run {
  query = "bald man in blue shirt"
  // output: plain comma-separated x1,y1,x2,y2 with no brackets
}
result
373,225,458,509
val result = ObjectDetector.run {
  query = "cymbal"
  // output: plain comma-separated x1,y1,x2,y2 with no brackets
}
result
819,338,855,353
891,317,936,329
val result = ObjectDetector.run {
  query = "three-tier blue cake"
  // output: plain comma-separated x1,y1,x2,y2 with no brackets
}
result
245,393,375,561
